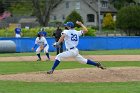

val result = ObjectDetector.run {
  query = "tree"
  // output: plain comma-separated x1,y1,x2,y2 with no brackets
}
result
0,1,5,15
2,0,33,15
2,0,63,26
102,13,115,30
116,5,140,36
32,0,63,26
110,0,136,10
64,10,83,28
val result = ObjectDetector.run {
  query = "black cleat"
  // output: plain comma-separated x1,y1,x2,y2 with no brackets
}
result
96,62,106,69
37,58,41,61
47,70,54,74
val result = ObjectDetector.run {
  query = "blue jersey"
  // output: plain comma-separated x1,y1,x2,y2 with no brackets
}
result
15,28,21,34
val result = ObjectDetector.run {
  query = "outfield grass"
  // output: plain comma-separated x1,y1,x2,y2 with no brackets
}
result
0,81,139,93
0,61,139,74
0,49,140,57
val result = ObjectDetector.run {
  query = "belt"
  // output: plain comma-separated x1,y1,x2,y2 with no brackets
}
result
66,47,75,51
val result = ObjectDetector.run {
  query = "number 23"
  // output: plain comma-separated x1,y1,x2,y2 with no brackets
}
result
71,34,78,41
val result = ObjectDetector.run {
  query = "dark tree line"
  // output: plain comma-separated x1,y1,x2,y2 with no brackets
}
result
116,5,140,36
0,1,5,15
110,0,137,10
0,0,63,26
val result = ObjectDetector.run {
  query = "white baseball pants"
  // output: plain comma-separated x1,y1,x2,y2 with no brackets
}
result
55,48,87,64
36,45,49,54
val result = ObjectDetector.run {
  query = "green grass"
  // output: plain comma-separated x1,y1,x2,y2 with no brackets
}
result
0,52,56,57
79,49,140,55
0,61,139,74
0,81,139,93
0,59,139,93
1,49,140,57
0,50,140,93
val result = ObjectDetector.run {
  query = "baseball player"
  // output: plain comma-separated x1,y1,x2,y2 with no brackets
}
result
47,21,105,74
15,24,22,38
38,27,47,37
32,33,50,61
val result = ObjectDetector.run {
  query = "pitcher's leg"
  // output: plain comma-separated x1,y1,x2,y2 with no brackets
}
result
47,51,74,74
75,54,105,69
55,50,74,61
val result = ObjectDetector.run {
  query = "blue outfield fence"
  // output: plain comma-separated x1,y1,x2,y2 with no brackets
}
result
0,36,140,52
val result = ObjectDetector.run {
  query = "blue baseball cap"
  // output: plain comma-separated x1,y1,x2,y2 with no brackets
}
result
64,22,74,28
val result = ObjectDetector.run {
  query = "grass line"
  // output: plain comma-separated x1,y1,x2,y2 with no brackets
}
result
1,49,140,57
0,81,139,93
0,61,139,74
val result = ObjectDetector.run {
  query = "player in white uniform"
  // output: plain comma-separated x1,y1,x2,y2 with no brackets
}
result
47,21,105,74
32,33,50,61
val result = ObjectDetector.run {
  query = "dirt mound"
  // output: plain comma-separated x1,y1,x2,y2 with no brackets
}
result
0,67,139,82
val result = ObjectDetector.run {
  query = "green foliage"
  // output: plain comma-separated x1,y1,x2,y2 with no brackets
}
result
0,27,96,37
0,27,56,37
2,0,33,15
85,27,96,36
22,27,56,37
111,0,136,10
0,1,4,14
64,10,84,28
9,2,33,15
116,5,140,35
0,28,14,37
75,27,96,36
102,13,115,30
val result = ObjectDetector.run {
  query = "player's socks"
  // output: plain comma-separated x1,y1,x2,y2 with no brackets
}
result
87,59,97,66
46,53,50,59
37,54,41,60
52,59,60,70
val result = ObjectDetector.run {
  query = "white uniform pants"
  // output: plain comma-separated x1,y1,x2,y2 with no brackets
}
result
15,34,21,38
36,45,49,54
55,48,87,64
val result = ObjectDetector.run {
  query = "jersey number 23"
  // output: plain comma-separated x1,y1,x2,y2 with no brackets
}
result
71,34,78,41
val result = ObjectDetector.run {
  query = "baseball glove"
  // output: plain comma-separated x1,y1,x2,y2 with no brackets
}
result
53,42,60,48
40,45,44,50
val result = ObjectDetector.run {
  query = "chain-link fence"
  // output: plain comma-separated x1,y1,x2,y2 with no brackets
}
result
96,30,126,37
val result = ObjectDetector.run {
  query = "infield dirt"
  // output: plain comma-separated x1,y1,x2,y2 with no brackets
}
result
0,55,139,82
0,67,139,82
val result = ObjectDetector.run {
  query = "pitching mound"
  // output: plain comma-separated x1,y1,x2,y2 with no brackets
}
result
0,67,139,82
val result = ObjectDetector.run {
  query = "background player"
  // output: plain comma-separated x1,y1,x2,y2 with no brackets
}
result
32,33,50,61
38,27,47,37
47,21,105,74
14,24,22,38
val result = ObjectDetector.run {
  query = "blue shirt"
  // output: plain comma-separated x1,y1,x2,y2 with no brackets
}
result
15,28,21,34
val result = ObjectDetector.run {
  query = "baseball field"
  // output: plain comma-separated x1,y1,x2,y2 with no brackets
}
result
0,49,140,93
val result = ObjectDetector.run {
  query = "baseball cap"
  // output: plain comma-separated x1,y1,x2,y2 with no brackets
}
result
64,22,74,28
38,32,43,36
